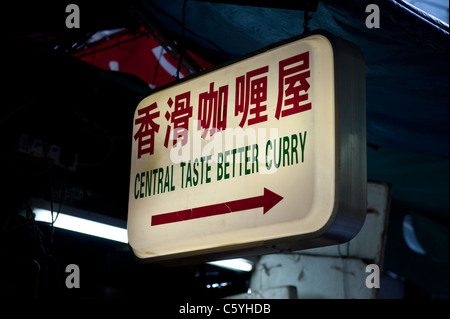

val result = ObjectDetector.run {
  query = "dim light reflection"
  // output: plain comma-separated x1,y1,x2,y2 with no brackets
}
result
207,258,253,272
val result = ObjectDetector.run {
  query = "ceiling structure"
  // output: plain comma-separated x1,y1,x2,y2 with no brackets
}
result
2,0,448,298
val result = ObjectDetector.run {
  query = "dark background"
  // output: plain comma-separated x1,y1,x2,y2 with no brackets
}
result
1,0,448,300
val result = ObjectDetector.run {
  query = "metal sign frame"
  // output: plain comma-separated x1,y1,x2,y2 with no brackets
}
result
127,30,366,265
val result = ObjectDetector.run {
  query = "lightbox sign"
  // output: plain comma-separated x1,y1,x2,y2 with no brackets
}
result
128,30,366,263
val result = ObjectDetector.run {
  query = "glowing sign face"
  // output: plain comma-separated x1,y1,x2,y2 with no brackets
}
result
128,31,367,263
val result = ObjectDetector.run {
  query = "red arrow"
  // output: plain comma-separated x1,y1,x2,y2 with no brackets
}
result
151,188,283,226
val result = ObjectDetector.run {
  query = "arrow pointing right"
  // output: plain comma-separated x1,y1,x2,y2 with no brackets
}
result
151,188,283,226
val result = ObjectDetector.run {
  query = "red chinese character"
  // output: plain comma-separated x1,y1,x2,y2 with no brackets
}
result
134,102,160,158
164,92,193,148
275,51,312,120
198,82,228,138
235,66,269,127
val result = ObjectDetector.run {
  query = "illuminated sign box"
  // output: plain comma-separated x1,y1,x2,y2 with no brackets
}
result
127,30,366,264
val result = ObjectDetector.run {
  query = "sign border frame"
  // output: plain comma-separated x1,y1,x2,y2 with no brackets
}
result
127,29,367,265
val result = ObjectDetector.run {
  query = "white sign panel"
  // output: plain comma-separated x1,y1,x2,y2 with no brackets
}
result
128,31,366,263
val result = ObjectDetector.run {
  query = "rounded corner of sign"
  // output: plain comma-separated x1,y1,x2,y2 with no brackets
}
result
128,245,144,259
134,94,156,117
314,212,338,238
129,246,155,261
133,99,146,117
306,30,334,43
321,204,367,244
127,236,149,260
